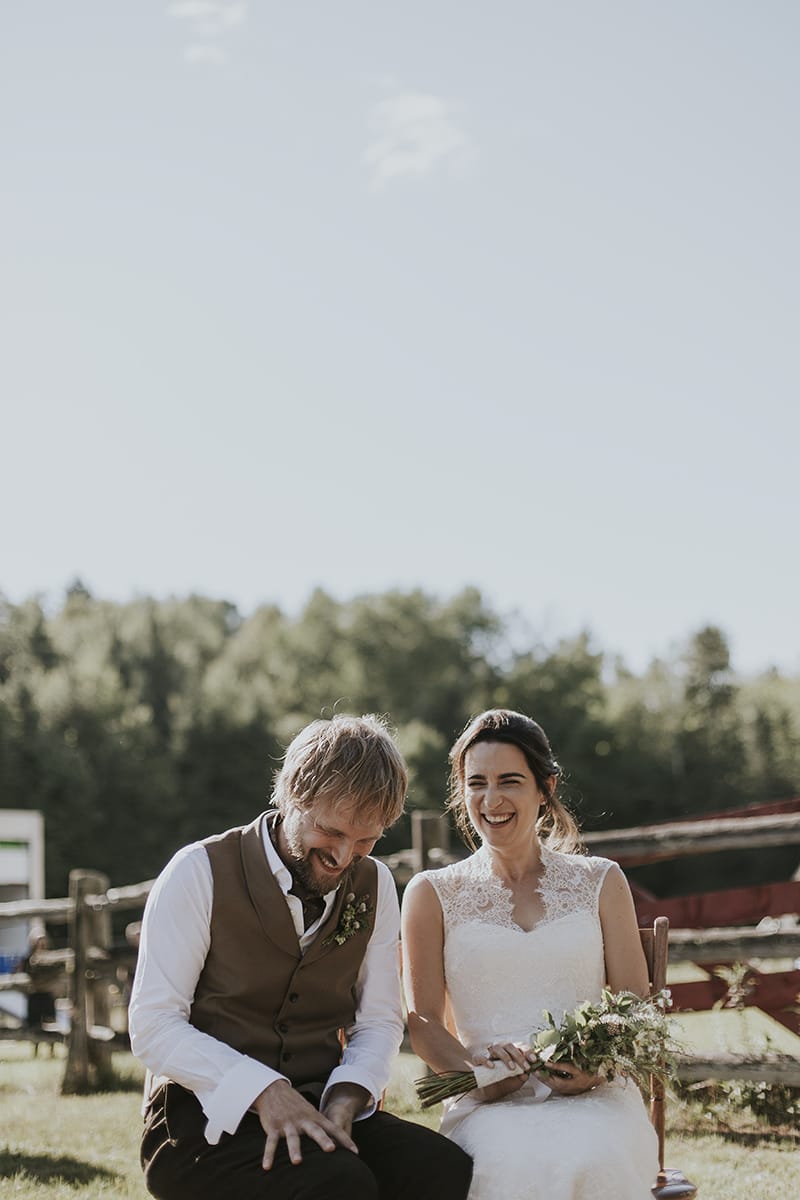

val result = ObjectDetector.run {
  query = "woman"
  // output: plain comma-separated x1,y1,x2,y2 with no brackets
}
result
401,709,659,1200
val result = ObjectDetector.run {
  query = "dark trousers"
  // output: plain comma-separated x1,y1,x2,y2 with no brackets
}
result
141,1083,473,1200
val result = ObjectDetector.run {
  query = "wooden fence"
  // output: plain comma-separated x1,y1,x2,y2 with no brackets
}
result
0,870,149,1092
1,809,799,1092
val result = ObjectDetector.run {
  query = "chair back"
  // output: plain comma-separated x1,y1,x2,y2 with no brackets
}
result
639,917,698,1199
638,915,669,1170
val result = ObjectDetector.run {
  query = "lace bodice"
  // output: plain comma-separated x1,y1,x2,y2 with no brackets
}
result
422,845,614,1056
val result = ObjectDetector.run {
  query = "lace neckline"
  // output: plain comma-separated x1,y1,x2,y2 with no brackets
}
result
473,842,553,931
429,842,605,933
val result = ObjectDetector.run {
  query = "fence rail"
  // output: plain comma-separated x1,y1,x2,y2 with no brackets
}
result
583,811,800,864
84,881,155,913
668,926,800,963
675,1056,800,1086
0,897,74,922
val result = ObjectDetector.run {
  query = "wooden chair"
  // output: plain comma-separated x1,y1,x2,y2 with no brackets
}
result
640,916,697,1200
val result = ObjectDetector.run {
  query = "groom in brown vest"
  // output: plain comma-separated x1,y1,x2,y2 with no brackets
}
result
129,714,472,1200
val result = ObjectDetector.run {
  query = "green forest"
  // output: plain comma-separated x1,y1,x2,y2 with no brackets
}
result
1,582,799,900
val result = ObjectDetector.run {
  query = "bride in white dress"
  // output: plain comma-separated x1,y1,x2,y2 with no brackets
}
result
402,709,659,1200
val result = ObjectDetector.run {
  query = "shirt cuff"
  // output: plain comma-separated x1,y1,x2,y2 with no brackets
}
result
320,1065,381,1121
200,1059,289,1145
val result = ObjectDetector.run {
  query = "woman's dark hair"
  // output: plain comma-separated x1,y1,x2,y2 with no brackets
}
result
448,709,583,853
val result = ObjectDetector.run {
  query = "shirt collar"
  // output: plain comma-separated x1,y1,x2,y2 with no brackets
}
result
260,814,338,900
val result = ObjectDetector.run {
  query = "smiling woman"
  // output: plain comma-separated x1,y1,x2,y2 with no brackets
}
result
401,708,659,1200
448,709,581,855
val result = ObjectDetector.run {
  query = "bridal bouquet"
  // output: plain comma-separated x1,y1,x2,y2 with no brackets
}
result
416,988,676,1108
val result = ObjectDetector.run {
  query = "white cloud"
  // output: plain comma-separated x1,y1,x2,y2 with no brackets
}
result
364,91,475,190
167,0,247,65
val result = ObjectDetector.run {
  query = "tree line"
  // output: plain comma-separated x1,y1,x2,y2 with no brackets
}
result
1,582,798,901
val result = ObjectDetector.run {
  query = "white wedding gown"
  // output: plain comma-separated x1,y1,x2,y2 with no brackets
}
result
422,844,659,1200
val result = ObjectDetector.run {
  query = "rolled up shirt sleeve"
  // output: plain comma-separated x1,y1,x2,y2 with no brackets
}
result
128,844,288,1144
321,859,404,1117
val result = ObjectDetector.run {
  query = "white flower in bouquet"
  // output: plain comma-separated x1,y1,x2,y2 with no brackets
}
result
416,987,677,1109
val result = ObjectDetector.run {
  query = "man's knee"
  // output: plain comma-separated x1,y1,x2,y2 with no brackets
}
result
427,1136,473,1197
355,1113,472,1200
412,1133,472,1200
143,1141,379,1200
299,1150,379,1200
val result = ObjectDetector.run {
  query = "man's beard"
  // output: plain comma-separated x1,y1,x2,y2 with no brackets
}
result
283,822,360,897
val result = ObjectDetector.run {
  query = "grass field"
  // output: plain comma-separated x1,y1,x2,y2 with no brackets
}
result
1,1042,798,1199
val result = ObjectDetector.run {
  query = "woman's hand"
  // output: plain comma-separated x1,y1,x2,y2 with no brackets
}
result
531,1059,603,1096
472,1041,531,1104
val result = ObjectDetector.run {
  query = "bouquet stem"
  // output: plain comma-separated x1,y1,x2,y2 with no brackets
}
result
416,1061,526,1108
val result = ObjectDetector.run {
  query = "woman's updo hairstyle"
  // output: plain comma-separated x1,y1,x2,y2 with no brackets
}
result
447,708,583,854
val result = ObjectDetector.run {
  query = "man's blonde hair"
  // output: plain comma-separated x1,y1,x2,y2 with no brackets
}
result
272,713,407,828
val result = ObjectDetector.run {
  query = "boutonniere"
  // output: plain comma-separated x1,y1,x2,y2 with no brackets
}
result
323,892,373,947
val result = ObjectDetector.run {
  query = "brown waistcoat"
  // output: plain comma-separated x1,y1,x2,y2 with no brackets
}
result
189,811,378,1091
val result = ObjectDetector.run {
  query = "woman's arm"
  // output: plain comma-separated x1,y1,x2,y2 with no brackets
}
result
401,874,473,1072
401,874,529,1101
598,862,650,996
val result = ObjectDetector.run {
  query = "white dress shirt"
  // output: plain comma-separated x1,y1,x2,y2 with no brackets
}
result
128,816,404,1145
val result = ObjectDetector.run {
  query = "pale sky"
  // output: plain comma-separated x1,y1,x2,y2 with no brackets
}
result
2,2,798,676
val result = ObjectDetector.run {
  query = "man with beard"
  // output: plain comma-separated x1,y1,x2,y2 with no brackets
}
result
129,714,472,1200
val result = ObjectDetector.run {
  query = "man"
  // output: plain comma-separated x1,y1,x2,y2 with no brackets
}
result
129,713,472,1200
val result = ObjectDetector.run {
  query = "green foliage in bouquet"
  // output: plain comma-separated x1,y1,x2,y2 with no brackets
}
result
532,987,677,1092
416,987,678,1109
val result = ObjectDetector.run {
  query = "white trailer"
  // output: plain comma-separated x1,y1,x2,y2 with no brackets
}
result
0,810,45,1019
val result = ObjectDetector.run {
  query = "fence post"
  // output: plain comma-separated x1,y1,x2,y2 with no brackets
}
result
62,869,112,1094
87,870,114,1083
411,811,450,874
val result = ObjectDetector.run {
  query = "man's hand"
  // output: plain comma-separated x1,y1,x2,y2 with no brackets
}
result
320,1082,371,1141
254,1080,359,1170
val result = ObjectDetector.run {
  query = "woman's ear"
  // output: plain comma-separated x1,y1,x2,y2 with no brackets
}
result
537,778,556,816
